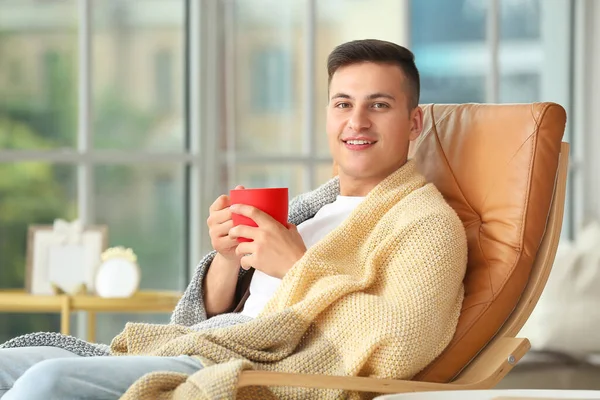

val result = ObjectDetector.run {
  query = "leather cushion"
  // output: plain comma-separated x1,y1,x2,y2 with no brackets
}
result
410,103,566,382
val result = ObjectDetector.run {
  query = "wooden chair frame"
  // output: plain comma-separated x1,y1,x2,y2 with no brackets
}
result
237,142,570,395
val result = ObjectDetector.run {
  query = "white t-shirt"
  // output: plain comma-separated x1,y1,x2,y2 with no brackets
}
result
241,195,366,318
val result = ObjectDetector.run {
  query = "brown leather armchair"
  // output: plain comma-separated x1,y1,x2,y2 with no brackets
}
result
237,102,568,395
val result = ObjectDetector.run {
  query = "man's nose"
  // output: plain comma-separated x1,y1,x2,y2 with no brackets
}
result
348,108,371,132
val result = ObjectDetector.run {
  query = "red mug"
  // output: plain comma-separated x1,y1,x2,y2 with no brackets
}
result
230,187,289,242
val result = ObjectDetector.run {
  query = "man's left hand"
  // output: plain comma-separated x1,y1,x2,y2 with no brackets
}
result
229,204,306,279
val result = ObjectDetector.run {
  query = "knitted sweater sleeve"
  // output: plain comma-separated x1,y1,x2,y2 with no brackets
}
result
168,251,213,326
169,251,247,326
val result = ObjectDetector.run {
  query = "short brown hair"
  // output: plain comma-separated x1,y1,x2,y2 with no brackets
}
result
327,39,420,109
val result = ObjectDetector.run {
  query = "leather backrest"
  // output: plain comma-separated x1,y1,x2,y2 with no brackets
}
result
410,103,566,382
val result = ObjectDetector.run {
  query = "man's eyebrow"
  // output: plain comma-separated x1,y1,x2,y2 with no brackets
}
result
330,93,351,100
329,92,396,101
367,92,396,101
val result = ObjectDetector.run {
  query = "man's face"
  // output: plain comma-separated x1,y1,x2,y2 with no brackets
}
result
326,62,423,187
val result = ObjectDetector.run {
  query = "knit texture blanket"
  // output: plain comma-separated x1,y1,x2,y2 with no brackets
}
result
111,160,468,399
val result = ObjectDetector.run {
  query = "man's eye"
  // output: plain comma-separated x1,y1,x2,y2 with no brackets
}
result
373,103,389,109
335,103,351,109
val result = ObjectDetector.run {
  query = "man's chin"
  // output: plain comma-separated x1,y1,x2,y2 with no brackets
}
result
338,163,405,182
338,167,379,181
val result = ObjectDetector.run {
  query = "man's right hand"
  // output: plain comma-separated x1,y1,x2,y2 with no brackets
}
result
207,185,245,263
204,185,245,317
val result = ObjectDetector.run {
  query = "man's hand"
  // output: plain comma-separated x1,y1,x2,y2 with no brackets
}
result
207,185,245,263
229,204,306,279
204,185,245,317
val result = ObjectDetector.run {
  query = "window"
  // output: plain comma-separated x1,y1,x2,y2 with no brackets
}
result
412,0,486,44
0,0,186,344
500,73,539,103
92,0,184,151
8,59,24,87
42,51,60,105
154,49,174,112
0,0,79,342
224,0,305,160
250,47,293,113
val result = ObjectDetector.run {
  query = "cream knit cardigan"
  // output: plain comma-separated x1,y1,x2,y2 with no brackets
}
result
110,160,468,399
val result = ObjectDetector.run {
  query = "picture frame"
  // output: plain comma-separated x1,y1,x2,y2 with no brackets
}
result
26,221,108,295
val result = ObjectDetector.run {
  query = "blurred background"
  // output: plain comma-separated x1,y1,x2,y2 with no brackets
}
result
1,0,599,390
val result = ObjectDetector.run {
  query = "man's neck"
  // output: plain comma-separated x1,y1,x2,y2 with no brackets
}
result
338,161,410,196
338,177,379,197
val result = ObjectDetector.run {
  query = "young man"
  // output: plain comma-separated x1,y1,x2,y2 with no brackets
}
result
203,39,431,319
0,39,467,400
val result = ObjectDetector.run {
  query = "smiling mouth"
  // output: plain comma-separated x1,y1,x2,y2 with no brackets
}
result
342,139,377,145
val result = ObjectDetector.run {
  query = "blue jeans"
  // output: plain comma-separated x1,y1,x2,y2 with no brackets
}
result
0,346,204,400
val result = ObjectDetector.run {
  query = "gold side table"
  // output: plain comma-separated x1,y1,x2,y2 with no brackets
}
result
0,289,182,343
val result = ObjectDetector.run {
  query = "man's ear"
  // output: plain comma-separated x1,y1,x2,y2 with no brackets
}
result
409,106,424,141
